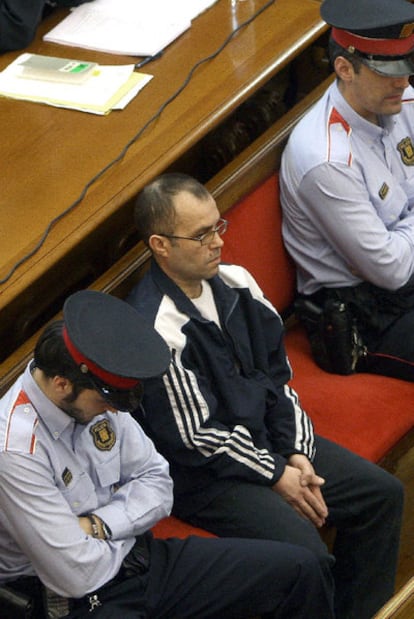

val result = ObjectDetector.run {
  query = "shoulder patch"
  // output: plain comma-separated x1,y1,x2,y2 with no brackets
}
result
5,391,38,454
327,107,353,166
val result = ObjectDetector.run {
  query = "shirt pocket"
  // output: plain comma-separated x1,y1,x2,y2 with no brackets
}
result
60,470,97,514
371,181,408,228
95,450,121,490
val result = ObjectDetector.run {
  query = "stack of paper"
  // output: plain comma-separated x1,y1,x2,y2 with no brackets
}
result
0,53,153,115
43,0,218,57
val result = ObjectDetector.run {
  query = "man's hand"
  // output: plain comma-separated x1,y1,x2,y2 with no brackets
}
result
78,514,106,539
272,455,328,528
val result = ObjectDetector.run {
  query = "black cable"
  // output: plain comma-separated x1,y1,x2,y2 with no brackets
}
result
0,0,275,286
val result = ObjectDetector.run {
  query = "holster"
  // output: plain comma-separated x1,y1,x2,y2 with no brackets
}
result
294,296,366,375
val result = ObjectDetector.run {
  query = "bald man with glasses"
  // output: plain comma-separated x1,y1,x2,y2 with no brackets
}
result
127,172,403,619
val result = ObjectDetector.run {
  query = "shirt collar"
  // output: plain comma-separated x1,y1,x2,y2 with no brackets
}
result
22,362,75,438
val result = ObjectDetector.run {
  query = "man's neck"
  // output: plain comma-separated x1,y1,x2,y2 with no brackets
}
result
156,260,203,299
337,80,379,125
181,281,203,299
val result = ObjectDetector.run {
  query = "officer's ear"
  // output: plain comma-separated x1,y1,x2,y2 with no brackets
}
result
51,375,73,396
334,55,355,82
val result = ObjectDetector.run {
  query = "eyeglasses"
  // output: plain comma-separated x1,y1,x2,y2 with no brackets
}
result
159,218,228,246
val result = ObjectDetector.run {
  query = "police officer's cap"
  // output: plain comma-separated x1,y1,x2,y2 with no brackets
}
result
63,290,170,390
321,0,414,76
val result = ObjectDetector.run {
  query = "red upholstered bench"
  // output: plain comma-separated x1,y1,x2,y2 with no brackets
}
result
152,515,216,539
221,173,414,466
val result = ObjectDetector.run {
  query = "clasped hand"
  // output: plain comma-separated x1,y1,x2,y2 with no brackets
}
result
273,454,328,528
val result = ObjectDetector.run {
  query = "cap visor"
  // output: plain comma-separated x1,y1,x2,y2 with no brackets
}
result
363,56,414,76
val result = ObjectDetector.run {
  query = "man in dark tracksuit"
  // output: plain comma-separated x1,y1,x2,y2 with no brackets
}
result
127,173,404,619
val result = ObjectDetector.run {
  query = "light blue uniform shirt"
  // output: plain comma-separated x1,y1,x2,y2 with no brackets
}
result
0,363,173,598
280,81,414,295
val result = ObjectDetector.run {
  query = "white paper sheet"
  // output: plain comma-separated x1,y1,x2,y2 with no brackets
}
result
0,53,153,114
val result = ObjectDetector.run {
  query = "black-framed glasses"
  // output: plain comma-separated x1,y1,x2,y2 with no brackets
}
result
159,218,228,246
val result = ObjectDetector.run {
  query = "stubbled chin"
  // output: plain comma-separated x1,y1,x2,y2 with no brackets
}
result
384,99,402,110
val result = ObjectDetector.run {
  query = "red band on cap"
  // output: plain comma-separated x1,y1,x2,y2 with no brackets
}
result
62,326,139,389
332,27,414,56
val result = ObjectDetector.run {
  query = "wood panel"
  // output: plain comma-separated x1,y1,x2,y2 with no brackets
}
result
394,447,414,593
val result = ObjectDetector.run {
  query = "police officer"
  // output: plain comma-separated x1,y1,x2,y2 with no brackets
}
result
0,290,334,618
281,0,414,381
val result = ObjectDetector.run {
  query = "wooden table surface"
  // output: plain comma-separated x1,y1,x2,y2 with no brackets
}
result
0,0,326,347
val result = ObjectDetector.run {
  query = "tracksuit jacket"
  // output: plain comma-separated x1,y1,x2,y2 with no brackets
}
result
127,260,315,518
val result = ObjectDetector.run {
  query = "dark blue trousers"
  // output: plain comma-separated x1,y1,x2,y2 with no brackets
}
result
181,436,404,619
67,536,334,618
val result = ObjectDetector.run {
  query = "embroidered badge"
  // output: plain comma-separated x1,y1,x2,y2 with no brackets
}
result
62,467,73,486
379,183,389,200
90,420,116,451
397,137,414,166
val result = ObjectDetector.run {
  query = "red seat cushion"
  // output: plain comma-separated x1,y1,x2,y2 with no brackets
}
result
152,516,216,539
286,324,414,462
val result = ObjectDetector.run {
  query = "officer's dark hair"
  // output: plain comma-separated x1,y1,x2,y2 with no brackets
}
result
328,36,363,75
134,173,211,246
34,320,93,397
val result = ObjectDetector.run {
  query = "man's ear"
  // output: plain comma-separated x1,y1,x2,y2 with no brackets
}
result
149,234,170,257
334,56,355,82
51,375,72,395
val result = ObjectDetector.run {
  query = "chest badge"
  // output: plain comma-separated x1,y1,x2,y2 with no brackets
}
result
397,137,414,166
378,182,389,200
90,420,116,451
62,467,73,486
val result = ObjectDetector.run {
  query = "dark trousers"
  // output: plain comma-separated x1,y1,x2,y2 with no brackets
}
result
365,306,414,378
180,436,404,619
67,536,334,619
